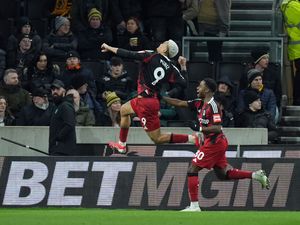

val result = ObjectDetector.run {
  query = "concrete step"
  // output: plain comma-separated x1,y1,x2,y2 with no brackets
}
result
282,106,300,116
278,137,300,144
278,126,300,137
232,0,273,10
280,116,300,126
228,31,272,37
231,20,272,27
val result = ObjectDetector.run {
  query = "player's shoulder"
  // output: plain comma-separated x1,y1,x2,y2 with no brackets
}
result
207,97,220,113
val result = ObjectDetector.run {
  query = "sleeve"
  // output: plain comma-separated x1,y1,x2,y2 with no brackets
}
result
116,48,153,61
56,104,76,141
211,101,222,125
167,66,188,98
187,99,199,111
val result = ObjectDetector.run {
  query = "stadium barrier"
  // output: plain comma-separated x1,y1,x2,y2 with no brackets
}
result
0,127,267,156
0,156,298,210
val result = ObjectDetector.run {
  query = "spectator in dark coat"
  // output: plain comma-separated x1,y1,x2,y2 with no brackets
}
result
60,51,97,94
97,56,133,101
77,8,113,60
7,17,42,55
236,90,279,143
0,49,5,79
239,48,282,108
0,95,15,126
49,79,77,156
71,0,109,33
43,16,78,61
142,0,185,49
237,69,277,122
67,88,95,126
110,0,143,36
22,52,60,93
16,88,55,126
0,69,32,119
6,34,36,75
117,17,153,52
71,74,104,126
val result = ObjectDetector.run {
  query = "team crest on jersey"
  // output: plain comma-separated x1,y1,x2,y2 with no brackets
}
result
213,114,221,123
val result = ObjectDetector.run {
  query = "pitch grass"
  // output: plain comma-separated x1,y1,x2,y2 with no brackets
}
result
0,208,300,225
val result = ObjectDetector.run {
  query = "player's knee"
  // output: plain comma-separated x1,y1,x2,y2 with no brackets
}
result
215,171,228,180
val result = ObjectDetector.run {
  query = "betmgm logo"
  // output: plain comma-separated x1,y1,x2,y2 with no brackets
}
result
0,160,295,208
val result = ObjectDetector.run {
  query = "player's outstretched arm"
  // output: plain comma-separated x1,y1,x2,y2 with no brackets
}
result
101,43,118,54
162,96,188,108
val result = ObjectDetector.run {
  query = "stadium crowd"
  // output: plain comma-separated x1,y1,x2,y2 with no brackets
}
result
1,0,300,145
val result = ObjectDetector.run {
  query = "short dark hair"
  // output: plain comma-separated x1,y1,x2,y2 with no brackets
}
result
110,56,123,66
203,78,217,93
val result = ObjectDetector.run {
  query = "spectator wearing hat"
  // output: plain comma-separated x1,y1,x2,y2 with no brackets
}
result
71,75,104,125
66,88,95,126
77,7,113,60
101,91,122,127
6,34,36,75
7,17,42,56
215,76,236,127
49,79,78,156
16,87,55,126
237,68,277,122
60,50,97,94
236,90,279,144
71,0,109,33
0,69,32,119
0,96,15,126
43,16,78,61
240,48,282,109
22,52,60,93
117,17,153,53
97,56,134,101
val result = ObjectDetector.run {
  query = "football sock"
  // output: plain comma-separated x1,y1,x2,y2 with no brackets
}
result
119,128,129,143
226,169,252,179
170,133,189,143
187,173,199,201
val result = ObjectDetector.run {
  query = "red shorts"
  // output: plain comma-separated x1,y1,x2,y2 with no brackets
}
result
192,135,228,169
130,97,160,132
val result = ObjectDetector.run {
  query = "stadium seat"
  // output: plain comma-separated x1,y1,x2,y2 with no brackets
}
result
187,61,215,82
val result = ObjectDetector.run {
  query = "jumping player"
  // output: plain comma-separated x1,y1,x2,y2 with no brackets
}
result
101,40,197,153
163,78,270,211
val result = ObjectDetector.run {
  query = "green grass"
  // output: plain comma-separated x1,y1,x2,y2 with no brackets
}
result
0,208,299,225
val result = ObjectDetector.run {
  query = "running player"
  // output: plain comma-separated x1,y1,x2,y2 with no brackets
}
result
163,78,270,211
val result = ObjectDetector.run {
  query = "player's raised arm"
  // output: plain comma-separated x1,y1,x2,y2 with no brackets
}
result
162,96,188,108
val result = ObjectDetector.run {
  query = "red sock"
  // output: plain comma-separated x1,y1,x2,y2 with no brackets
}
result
119,128,129,143
226,169,252,179
188,175,199,201
170,134,188,143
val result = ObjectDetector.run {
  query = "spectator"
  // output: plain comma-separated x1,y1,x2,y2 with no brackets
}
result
71,0,109,33
237,69,277,122
195,0,231,62
0,69,32,119
97,56,133,101
110,0,143,37
49,79,77,156
236,90,279,143
117,17,153,52
7,17,42,55
0,96,15,126
181,0,199,36
239,48,282,108
142,0,185,49
60,51,97,94
101,91,121,127
214,91,235,127
6,34,36,75
22,52,60,93
71,75,104,125
43,16,78,61
0,49,5,79
16,87,55,126
77,8,113,60
215,76,236,127
66,88,95,126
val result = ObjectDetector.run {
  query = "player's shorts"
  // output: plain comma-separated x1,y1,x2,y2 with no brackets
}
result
130,96,160,132
191,135,228,169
